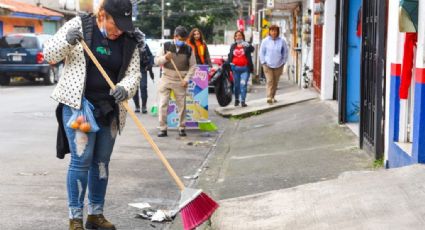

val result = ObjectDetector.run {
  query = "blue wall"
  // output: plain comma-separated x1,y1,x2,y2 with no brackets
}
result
412,76,425,163
346,0,362,122
388,73,417,168
388,66,425,168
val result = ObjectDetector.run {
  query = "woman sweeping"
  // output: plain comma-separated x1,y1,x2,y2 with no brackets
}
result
43,0,140,229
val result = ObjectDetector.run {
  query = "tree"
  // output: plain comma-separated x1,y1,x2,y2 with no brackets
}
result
134,0,237,43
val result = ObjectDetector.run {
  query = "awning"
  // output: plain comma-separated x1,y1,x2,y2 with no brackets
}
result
0,0,64,21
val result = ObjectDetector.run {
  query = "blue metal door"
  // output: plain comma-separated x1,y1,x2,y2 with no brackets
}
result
346,0,362,122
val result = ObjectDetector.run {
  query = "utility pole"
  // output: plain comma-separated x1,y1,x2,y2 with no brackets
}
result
238,0,243,18
161,0,164,40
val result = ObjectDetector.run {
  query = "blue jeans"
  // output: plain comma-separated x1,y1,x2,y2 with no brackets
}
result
62,105,118,219
133,71,148,108
232,65,250,102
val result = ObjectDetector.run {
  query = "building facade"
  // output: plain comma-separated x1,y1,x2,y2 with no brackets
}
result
0,0,64,36
385,0,425,168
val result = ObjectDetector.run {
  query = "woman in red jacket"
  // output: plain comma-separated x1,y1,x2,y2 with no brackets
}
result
186,28,212,66
227,30,254,107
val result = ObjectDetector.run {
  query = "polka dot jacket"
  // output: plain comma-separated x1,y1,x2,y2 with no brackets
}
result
44,16,141,132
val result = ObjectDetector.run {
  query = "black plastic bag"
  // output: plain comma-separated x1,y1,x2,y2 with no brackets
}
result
213,63,233,107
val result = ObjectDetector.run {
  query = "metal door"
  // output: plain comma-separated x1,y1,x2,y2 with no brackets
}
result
360,0,387,159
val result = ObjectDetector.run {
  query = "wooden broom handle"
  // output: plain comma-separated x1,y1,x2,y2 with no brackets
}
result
80,40,186,191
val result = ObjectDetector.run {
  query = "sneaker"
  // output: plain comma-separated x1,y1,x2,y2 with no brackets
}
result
178,129,187,137
142,106,147,114
267,98,273,104
135,107,140,113
85,214,116,230
157,130,167,137
235,100,240,106
241,102,247,107
69,219,84,230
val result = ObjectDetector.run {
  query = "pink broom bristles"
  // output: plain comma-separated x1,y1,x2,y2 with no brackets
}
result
181,192,219,230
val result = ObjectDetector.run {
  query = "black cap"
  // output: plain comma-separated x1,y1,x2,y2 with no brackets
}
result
103,0,134,32
174,26,188,38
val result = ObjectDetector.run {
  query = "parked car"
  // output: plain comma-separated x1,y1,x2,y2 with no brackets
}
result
0,33,62,86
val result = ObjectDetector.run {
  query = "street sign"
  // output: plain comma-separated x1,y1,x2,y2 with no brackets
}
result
266,0,274,8
164,29,170,37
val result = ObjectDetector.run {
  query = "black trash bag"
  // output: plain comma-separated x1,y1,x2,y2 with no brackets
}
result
209,67,223,86
213,63,233,107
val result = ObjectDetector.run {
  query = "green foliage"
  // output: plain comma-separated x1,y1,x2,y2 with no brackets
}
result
134,0,237,42
373,158,384,169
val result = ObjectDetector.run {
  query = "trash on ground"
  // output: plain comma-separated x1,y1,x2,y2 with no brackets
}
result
183,168,202,180
130,202,177,223
128,202,151,210
18,171,48,176
137,209,177,222
186,141,212,147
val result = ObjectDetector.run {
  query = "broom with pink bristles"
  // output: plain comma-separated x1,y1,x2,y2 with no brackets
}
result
80,40,218,230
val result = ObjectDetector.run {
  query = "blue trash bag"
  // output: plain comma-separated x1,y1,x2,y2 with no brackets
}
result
66,97,100,133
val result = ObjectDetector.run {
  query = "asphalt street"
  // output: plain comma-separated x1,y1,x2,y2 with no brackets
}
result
0,67,225,229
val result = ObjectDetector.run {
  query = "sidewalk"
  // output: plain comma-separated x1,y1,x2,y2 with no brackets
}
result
215,86,317,118
195,79,425,229
211,165,425,230
192,79,381,229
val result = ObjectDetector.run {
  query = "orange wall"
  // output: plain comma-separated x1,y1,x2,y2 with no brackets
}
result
0,16,43,34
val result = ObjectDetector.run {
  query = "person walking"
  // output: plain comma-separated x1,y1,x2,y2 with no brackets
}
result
259,25,288,104
132,28,154,114
155,26,196,137
186,28,212,66
43,0,140,229
227,30,254,107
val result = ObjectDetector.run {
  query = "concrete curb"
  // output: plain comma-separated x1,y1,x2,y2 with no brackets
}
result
214,89,318,118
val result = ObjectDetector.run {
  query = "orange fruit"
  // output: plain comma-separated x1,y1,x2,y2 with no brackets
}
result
70,121,80,129
79,122,91,133
76,115,85,124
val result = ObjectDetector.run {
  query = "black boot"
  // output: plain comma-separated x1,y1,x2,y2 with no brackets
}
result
235,100,240,106
158,130,167,137
178,129,187,137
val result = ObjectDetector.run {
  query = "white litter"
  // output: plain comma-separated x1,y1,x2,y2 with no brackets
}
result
128,202,151,210
130,202,177,223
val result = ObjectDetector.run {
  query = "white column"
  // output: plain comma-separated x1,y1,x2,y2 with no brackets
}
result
417,0,425,69
320,0,336,100
384,0,408,161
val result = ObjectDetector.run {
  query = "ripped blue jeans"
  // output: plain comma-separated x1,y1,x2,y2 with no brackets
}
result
62,105,118,219
232,65,250,102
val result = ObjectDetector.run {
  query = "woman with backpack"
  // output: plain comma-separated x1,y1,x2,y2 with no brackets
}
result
132,28,154,114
